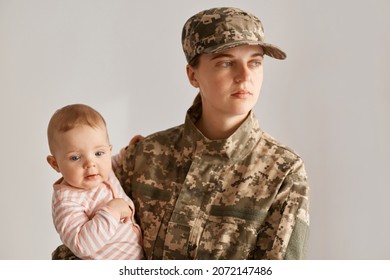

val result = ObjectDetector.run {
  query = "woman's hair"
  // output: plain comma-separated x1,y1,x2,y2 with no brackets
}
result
47,104,107,153
188,54,201,68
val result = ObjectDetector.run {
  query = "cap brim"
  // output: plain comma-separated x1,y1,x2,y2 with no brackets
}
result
205,41,286,60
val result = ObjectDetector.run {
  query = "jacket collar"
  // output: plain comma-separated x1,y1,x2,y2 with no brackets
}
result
183,101,263,162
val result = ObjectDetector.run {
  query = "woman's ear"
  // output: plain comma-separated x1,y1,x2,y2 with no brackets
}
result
47,155,60,173
186,65,199,88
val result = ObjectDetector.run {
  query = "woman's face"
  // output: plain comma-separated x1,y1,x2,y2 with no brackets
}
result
187,44,264,122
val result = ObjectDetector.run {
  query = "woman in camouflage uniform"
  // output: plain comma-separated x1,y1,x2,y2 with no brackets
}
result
53,6,309,260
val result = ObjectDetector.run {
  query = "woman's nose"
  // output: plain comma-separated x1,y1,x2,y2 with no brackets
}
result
234,64,250,83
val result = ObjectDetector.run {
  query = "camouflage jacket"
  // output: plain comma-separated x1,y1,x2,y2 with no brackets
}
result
52,103,309,260
115,103,309,260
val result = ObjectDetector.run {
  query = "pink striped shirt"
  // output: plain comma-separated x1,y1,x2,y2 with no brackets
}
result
51,171,143,260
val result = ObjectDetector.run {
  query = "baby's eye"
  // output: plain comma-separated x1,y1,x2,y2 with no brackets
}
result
95,151,104,157
70,155,80,161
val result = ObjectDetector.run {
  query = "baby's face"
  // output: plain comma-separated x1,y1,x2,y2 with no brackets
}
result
51,124,112,190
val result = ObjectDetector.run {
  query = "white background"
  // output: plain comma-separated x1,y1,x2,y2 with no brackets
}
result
0,0,389,259
1,260,390,279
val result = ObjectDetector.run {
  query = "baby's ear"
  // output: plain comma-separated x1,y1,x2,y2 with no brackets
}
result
47,155,60,172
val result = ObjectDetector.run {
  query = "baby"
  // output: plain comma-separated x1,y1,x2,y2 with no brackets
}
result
46,104,143,260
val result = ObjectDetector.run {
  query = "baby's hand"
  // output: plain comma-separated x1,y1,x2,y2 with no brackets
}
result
106,198,132,223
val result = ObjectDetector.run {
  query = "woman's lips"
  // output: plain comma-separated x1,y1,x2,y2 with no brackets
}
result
232,90,252,98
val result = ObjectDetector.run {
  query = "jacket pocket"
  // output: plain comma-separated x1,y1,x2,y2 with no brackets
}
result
195,206,267,259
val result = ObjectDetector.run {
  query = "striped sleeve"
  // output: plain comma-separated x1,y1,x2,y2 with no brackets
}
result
52,190,121,259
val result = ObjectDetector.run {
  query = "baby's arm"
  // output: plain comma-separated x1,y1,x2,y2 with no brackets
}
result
53,194,125,259
106,198,132,223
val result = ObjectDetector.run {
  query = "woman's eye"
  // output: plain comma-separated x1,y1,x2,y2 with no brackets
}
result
251,60,263,67
70,155,80,161
221,61,232,67
217,61,232,67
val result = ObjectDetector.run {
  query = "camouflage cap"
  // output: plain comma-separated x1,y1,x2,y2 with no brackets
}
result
182,7,286,63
